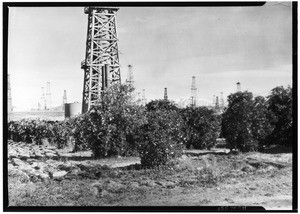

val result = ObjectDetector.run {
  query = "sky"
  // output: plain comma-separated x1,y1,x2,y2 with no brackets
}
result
8,3,293,111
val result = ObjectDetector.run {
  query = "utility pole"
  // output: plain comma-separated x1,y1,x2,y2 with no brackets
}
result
190,76,197,108
81,7,121,113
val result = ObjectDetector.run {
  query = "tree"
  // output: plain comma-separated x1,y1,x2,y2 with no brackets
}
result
72,84,146,158
250,96,274,148
180,107,221,149
138,109,185,168
221,91,256,152
145,99,179,112
266,86,293,147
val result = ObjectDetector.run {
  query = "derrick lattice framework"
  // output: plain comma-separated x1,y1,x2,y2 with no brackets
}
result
81,7,121,113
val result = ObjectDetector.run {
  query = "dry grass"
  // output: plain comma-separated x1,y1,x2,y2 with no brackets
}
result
8,150,292,207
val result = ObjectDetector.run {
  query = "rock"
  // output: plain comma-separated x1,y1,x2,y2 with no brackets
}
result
12,158,24,166
12,158,34,171
8,163,15,169
19,153,31,159
8,150,18,158
8,168,30,183
225,198,234,204
53,171,68,179
29,171,50,182
156,181,175,189
45,152,56,157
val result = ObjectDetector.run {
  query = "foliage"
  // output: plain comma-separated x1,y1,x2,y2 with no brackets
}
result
138,110,185,168
73,84,146,158
145,99,179,112
180,107,221,149
250,96,274,148
8,119,52,145
266,86,293,147
221,91,259,152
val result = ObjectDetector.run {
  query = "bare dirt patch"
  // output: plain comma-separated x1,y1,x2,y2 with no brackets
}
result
7,141,292,210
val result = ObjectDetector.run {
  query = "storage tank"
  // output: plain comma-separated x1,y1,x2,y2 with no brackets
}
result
64,102,81,119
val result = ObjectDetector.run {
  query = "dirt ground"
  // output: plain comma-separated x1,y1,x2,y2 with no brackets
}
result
7,141,293,210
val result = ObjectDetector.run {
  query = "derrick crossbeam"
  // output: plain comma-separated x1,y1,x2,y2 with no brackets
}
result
81,7,121,113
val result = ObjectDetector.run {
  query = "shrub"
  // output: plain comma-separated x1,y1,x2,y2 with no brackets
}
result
48,120,72,149
73,84,146,158
180,107,221,149
250,96,274,148
138,110,185,168
266,86,293,147
221,91,260,152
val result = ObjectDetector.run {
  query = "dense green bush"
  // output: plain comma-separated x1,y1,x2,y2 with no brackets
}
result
222,92,259,152
250,96,274,148
221,91,276,152
73,84,146,158
145,99,179,112
266,86,293,147
138,109,185,168
180,107,221,149
8,119,52,144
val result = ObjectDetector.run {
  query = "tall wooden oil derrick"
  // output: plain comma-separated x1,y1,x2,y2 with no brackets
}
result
190,76,197,108
81,7,121,113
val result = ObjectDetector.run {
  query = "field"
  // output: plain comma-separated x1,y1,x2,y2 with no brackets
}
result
7,140,293,210
8,111,64,122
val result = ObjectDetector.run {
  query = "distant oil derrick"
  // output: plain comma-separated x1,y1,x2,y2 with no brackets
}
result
220,92,224,108
8,74,13,112
63,90,67,110
126,65,134,87
190,76,197,108
40,87,46,110
46,82,52,110
212,95,216,106
237,82,241,92
215,96,219,110
141,89,147,105
81,7,121,113
164,88,168,100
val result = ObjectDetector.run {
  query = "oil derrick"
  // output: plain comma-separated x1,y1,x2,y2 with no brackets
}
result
126,65,134,87
215,96,219,110
63,90,67,110
46,82,52,110
81,7,121,113
8,74,13,112
190,76,197,108
141,89,147,105
236,82,241,92
164,88,168,100
212,95,216,106
41,87,46,110
220,92,224,109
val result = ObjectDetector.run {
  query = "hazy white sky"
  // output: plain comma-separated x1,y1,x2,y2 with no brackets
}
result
8,3,293,111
